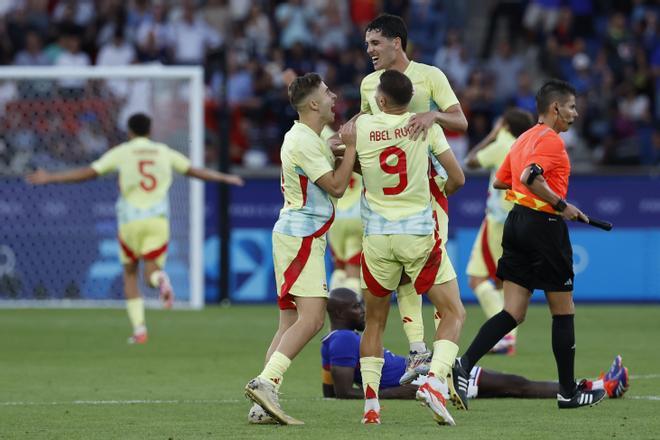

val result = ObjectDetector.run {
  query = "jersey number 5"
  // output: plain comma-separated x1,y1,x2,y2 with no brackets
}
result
379,146,407,195
138,160,157,191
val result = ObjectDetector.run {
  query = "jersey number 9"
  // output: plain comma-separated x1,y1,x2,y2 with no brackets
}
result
379,146,407,195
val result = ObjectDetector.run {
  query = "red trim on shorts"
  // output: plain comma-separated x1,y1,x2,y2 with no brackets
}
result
278,236,313,310
346,251,361,266
361,253,391,297
118,236,138,263
429,174,449,216
143,242,168,261
277,204,335,310
299,175,309,206
414,238,443,294
480,219,498,281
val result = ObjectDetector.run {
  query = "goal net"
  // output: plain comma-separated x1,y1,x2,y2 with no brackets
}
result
0,66,204,309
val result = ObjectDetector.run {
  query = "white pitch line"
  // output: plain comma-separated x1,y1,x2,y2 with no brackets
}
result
0,399,241,407
629,374,660,380
628,396,660,401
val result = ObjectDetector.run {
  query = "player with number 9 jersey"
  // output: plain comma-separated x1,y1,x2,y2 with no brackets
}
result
356,112,453,293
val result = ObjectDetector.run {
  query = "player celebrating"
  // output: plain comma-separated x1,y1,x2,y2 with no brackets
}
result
244,73,357,425
348,70,465,426
455,79,607,409
360,13,468,380
26,113,244,344
464,108,535,355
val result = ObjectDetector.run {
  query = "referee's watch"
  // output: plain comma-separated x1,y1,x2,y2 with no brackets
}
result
553,199,567,212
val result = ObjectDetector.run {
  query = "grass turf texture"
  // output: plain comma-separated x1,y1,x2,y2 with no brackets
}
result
0,305,658,439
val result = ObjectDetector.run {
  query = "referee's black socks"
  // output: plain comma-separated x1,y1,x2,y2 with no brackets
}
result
552,314,577,397
462,310,517,371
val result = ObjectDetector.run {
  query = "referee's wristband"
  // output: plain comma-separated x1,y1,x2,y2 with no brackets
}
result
553,199,567,212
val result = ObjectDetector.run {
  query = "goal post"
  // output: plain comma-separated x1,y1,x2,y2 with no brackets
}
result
0,66,205,309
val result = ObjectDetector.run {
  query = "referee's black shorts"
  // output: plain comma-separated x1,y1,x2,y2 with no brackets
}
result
496,204,574,292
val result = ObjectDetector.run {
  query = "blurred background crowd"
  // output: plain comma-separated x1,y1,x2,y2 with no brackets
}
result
0,0,658,175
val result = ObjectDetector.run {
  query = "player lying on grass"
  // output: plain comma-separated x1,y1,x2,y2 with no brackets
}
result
249,288,628,424
26,113,244,344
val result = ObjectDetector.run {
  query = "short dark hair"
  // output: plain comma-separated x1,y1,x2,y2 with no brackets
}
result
128,113,151,136
378,70,413,106
366,14,408,51
535,79,576,115
503,108,535,137
288,73,322,111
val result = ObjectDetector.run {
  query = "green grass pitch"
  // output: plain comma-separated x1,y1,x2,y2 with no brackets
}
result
0,304,659,439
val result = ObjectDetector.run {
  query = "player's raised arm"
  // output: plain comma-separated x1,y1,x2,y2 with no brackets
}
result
26,167,98,185
434,148,465,195
185,167,244,186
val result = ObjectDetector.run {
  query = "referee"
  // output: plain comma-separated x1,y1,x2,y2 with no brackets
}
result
453,79,607,409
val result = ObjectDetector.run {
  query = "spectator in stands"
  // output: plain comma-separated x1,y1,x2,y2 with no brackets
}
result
488,40,524,104
55,31,90,99
275,0,315,49
97,26,136,100
245,4,272,59
136,1,170,63
168,0,222,65
433,29,472,90
14,30,49,66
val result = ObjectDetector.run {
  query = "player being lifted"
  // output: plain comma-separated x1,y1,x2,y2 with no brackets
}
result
464,109,535,355
347,70,465,426
360,14,468,383
244,73,357,425
26,113,244,344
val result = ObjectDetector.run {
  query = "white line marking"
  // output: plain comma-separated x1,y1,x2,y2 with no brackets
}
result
630,374,660,380
628,396,660,401
0,397,325,407
0,399,240,406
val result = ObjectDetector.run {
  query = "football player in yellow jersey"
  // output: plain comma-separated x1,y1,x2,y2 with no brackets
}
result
464,109,535,355
360,13,468,383
26,113,244,344
347,70,466,425
244,73,357,426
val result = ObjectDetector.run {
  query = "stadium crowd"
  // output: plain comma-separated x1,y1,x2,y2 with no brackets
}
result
0,0,657,174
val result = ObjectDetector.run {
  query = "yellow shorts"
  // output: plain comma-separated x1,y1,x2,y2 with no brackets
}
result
118,217,169,267
273,231,329,310
328,218,363,267
360,234,455,296
466,217,504,280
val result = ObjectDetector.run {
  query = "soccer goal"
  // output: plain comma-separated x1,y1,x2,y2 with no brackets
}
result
0,66,204,309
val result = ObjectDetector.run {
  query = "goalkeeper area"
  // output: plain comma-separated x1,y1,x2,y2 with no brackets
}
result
0,66,204,309
1,304,659,439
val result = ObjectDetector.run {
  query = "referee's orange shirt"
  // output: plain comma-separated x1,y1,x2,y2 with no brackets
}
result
496,123,571,200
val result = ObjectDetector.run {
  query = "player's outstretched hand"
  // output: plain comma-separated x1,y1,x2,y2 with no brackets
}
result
562,202,588,223
224,174,245,187
339,120,357,148
406,111,436,141
25,169,51,185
